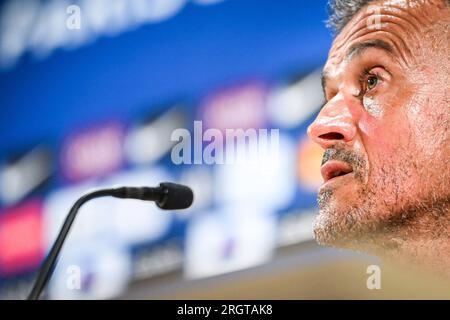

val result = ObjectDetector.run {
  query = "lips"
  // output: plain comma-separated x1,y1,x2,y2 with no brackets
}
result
320,160,354,184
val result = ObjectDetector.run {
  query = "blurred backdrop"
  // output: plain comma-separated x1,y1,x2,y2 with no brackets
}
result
2,0,446,300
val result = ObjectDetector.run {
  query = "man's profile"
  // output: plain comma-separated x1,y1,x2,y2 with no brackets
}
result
308,0,449,274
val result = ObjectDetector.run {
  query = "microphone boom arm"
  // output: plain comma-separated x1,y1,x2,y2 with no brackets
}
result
27,182,193,300
27,188,114,300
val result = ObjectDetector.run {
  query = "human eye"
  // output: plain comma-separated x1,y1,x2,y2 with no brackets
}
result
358,67,384,94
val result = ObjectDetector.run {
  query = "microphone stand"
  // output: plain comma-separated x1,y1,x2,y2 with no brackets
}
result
27,183,193,300
27,189,115,300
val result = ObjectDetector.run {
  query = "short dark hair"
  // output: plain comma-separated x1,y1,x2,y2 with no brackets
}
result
327,0,450,35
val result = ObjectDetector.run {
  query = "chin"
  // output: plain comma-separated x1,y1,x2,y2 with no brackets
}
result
313,189,382,248
312,206,356,247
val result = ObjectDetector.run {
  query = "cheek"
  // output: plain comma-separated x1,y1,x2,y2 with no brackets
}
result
406,96,446,159
358,112,401,158
357,110,425,203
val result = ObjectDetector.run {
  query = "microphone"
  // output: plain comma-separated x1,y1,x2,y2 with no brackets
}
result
112,182,193,210
27,182,193,300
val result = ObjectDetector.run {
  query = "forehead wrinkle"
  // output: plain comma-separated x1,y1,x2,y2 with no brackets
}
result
330,12,396,64
331,11,372,56
370,0,446,26
409,0,450,25
330,0,447,68
344,11,422,62
381,4,422,34
346,27,413,66
334,13,418,68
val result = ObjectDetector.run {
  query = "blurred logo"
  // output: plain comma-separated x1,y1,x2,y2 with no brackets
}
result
124,105,188,166
0,145,52,206
215,133,296,209
184,208,276,279
296,135,323,190
267,70,323,129
199,81,267,132
0,199,44,277
60,122,124,182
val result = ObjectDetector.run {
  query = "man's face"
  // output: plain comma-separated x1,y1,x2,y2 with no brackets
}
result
307,0,450,249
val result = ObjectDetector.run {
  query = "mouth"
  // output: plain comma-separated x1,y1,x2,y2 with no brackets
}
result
320,160,354,185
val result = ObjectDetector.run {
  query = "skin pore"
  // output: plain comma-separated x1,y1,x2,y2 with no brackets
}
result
307,0,450,274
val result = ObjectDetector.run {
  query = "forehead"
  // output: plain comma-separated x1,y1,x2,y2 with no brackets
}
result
324,0,447,74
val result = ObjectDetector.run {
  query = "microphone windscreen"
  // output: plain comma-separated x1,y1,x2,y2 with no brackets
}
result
156,182,194,210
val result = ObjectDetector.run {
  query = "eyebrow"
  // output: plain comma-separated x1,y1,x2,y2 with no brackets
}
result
346,39,394,60
321,39,394,99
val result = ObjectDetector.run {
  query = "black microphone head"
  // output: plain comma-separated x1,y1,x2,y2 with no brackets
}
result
156,182,194,210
